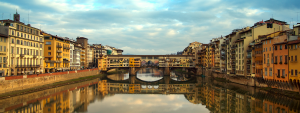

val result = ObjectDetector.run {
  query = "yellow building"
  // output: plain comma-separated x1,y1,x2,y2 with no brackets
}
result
0,34,9,76
0,11,44,76
293,23,300,36
43,33,70,72
129,58,140,67
288,39,300,85
98,55,107,71
80,47,86,68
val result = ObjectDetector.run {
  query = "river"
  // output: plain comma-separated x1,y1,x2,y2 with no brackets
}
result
0,68,299,113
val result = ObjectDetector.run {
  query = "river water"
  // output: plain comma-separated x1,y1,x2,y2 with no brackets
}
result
0,68,299,113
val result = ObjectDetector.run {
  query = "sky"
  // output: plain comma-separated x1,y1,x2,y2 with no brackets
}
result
0,0,300,55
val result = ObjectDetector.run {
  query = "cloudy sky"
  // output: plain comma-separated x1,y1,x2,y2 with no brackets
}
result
1,0,300,55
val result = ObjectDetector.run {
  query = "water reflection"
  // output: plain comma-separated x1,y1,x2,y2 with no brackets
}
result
107,73,129,81
170,71,191,81
2,68,300,113
136,68,163,81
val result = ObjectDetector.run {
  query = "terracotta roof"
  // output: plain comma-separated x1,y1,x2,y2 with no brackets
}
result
273,41,287,45
288,39,300,45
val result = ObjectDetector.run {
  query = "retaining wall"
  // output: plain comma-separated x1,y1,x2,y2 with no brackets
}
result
0,68,99,94
197,67,299,92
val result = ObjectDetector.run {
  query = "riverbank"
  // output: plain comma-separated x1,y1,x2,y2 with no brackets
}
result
0,69,128,99
0,73,104,99
0,68,99,94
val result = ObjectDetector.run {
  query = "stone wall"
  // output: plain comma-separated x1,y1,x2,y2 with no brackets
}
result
197,67,300,92
0,79,98,112
0,68,99,94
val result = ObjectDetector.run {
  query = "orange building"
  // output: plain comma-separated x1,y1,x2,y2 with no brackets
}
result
261,31,288,81
273,40,288,82
262,37,274,80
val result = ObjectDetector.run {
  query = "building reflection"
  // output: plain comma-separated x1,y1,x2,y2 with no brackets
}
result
3,77,300,113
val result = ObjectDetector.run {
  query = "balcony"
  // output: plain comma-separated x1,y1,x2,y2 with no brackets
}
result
57,55,62,58
15,65,40,68
20,54,25,57
63,60,70,63
81,54,85,56
33,55,37,58
57,50,62,53
63,46,70,49
45,60,56,63
56,45,62,48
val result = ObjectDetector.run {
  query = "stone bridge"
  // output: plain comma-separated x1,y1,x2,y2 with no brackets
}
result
98,55,198,75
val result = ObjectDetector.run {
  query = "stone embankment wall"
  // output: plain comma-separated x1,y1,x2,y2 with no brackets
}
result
0,79,98,112
0,68,99,94
197,67,299,92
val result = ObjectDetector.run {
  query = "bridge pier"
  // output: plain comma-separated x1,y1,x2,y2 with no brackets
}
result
163,67,170,75
130,67,136,76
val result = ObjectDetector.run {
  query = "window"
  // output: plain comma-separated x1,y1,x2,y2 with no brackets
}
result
280,56,282,63
280,45,282,50
296,44,298,49
291,45,293,49
266,41,267,44
11,47,14,53
296,56,297,61
278,69,280,77
17,47,19,54
269,47,271,51
11,39,14,43
296,70,298,76
285,55,288,63
291,56,293,61
275,46,277,50
269,68,272,76
282,69,285,77
285,44,287,49
48,52,51,55
4,46,6,52
291,69,294,75
40,44,42,48
270,40,271,43
265,68,267,76
275,56,277,63
46,42,51,45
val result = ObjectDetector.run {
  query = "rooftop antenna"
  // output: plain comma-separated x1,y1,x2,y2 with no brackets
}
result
28,11,29,24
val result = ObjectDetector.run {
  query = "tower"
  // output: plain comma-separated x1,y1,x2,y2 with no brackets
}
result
13,10,20,22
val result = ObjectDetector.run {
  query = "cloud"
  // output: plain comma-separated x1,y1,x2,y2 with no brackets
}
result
1,0,300,55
